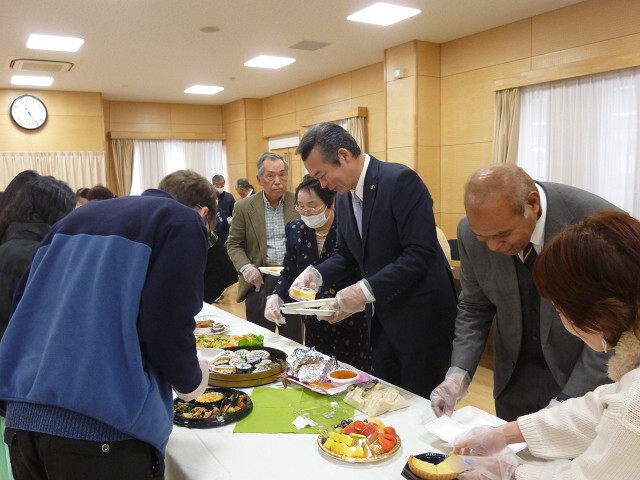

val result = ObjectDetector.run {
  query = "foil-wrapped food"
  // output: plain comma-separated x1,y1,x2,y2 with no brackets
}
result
287,347,338,383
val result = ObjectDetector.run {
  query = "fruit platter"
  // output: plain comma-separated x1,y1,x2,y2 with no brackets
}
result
317,417,401,463
173,387,252,428
208,345,287,388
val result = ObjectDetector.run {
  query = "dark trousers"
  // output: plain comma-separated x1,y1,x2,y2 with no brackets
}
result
4,428,164,480
245,274,304,343
370,318,452,399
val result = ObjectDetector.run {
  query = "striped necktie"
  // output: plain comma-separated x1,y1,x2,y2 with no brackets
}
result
523,242,537,272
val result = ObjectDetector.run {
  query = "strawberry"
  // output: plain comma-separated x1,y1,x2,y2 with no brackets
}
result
383,426,396,438
379,432,396,444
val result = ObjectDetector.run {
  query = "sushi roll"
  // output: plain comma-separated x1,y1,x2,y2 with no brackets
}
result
228,356,244,366
213,356,230,366
246,353,262,365
236,363,253,374
253,349,270,360
213,365,236,374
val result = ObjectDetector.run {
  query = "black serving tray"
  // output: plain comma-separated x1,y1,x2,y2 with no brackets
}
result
173,386,252,428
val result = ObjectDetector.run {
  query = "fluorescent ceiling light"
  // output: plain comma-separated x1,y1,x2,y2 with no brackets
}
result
11,75,54,87
27,34,84,52
184,85,224,95
244,55,296,69
347,2,421,26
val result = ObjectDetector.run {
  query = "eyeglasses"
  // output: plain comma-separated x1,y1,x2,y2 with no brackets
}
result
295,204,326,216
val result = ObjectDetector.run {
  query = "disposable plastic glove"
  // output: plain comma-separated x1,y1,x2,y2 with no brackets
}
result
289,265,323,300
174,358,210,402
430,366,471,417
335,281,368,313
456,455,519,480
454,426,520,480
264,294,286,325
242,265,263,292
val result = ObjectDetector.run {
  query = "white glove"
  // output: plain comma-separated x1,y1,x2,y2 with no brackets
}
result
174,357,210,402
335,282,368,313
264,294,286,325
289,265,323,299
242,265,263,292
430,366,471,417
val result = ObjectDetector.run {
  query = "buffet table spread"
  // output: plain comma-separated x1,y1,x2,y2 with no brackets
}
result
165,303,550,480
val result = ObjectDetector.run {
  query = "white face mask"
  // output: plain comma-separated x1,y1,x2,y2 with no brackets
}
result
216,187,224,194
301,210,330,229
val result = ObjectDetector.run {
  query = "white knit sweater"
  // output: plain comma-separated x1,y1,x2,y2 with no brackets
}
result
516,331,640,480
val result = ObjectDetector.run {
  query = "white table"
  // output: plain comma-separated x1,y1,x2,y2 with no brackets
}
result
165,304,546,480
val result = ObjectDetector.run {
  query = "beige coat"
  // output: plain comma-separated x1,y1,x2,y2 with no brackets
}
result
226,190,298,302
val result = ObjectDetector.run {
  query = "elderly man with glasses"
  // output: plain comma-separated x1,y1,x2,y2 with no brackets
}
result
226,152,303,342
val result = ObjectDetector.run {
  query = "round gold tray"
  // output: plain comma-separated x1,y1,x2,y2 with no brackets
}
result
208,346,286,388
317,427,402,463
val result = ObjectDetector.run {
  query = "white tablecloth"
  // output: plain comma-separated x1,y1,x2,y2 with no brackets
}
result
165,303,551,479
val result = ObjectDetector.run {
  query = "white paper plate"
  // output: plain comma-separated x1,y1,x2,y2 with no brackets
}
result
196,347,225,364
425,406,527,453
259,266,284,276
281,307,334,318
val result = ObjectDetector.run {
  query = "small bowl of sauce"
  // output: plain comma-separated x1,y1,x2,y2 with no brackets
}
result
328,369,360,386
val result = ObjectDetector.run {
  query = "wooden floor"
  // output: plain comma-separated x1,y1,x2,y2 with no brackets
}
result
213,283,496,416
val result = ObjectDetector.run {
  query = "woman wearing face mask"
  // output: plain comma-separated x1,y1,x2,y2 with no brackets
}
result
264,175,372,372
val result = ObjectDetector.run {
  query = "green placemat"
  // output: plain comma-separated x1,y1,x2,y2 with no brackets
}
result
233,386,354,434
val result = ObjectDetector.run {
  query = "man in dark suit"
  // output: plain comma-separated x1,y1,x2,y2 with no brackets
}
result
291,123,457,398
226,153,302,342
431,164,619,421
212,174,235,218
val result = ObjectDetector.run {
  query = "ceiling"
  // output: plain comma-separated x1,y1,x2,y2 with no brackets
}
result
1,0,585,106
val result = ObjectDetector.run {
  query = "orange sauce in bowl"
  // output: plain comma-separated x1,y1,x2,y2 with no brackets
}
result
329,369,358,380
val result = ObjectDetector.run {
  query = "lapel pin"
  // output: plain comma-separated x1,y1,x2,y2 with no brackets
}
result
370,185,375,190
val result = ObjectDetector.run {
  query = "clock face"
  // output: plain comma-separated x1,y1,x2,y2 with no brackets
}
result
10,95,48,130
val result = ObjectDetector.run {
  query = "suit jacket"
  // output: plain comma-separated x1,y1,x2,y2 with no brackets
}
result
453,181,621,398
316,156,457,352
226,190,298,302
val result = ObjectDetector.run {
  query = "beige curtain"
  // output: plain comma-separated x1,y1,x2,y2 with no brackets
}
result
492,88,521,164
112,139,134,197
0,151,105,192
345,117,366,152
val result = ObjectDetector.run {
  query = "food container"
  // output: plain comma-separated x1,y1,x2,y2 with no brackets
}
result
328,369,360,386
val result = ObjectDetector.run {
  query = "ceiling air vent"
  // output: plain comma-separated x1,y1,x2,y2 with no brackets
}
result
10,58,74,73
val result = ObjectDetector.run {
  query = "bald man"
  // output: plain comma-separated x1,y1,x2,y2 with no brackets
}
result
431,164,620,421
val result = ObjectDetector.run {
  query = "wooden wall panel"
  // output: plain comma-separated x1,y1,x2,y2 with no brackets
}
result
417,76,440,147
170,104,222,126
440,142,492,214
246,119,268,165
386,78,416,149
532,0,640,56
352,63,384,98
222,99,246,124
440,213,462,240
262,91,295,119
441,20,531,77
417,41,441,77
386,146,415,169
245,99,263,120
442,59,529,146
0,89,105,151
109,101,171,126
385,42,417,81
532,32,640,71
262,113,296,138
296,100,352,127
295,73,351,112
224,120,247,167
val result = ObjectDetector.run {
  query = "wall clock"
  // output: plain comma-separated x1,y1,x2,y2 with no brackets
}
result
10,95,48,130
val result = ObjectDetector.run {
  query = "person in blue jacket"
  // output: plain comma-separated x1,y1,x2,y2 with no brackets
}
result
0,170,216,479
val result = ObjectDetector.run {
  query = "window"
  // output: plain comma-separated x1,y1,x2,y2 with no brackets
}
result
517,66,640,216
130,139,226,195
